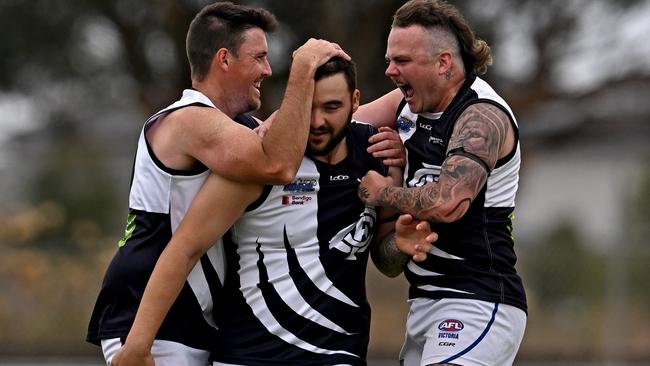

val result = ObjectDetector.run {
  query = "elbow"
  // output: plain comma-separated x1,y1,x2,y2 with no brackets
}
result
379,267,404,278
372,258,404,278
420,199,471,224
263,163,298,185
370,247,406,278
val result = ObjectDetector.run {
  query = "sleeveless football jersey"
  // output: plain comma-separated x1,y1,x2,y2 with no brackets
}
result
397,74,527,312
87,89,252,350
212,121,386,366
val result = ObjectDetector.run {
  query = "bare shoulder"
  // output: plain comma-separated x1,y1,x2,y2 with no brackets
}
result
165,105,229,129
448,103,512,169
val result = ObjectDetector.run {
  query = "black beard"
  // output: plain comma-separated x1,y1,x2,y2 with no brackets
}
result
306,110,352,157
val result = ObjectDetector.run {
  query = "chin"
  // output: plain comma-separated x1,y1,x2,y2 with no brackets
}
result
248,100,261,112
406,100,421,113
307,145,326,156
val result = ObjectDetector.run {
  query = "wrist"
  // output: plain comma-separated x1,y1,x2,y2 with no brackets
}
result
290,54,319,75
123,333,154,353
377,185,391,206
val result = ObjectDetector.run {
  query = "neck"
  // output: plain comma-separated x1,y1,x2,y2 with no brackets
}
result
311,137,348,165
435,75,466,113
192,79,238,118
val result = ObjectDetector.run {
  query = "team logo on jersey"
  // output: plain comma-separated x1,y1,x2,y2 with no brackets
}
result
329,207,377,260
330,175,349,181
396,116,415,132
283,178,317,193
418,122,432,131
439,319,464,332
428,136,445,146
282,195,312,205
438,319,464,339
407,163,441,187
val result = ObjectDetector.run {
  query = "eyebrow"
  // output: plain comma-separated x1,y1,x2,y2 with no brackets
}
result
323,100,343,107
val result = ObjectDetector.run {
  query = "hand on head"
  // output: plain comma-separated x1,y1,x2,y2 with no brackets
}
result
292,38,351,68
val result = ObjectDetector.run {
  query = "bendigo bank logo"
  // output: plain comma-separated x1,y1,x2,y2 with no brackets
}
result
282,178,317,205
281,195,312,205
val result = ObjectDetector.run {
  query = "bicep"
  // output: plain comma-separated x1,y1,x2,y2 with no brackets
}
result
179,108,285,183
196,124,272,179
354,89,403,128
427,103,511,219
447,103,511,170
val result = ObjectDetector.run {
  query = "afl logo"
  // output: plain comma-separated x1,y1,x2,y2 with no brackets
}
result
438,319,464,332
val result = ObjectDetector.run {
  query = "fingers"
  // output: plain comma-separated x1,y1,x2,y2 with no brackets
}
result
412,252,427,262
368,143,401,156
381,158,406,167
396,214,414,226
415,221,431,231
368,128,400,143
367,129,405,167
329,41,351,61
293,38,351,66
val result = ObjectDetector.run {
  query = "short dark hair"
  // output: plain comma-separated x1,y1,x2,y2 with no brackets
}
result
314,57,357,94
186,2,277,81
393,0,492,75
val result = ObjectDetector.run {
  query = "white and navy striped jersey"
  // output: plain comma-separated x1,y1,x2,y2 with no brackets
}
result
87,89,249,350
212,122,386,366
397,74,527,312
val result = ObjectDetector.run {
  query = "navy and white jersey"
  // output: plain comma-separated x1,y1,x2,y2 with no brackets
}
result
87,89,244,350
397,74,527,312
213,121,386,366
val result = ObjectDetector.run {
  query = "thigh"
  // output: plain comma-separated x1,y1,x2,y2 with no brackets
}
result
101,338,210,366
419,299,526,366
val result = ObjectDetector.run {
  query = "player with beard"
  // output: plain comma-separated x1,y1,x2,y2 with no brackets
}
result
109,57,420,366
90,2,351,366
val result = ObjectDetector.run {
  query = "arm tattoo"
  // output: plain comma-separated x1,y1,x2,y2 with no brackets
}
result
358,186,369,200
377,104,509,223
371,233,409,278
448,103,510,169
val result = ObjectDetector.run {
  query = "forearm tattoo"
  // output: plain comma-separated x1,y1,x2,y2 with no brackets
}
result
358,186,369,200
378,104,510,223
371,233,409,277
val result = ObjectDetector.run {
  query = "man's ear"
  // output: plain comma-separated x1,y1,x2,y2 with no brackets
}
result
213,48,230,71
437,50,453,76
351,89,361,113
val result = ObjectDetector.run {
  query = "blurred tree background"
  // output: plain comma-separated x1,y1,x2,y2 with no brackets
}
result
0,0,648,364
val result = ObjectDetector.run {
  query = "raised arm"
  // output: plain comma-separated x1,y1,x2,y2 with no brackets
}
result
359,103,514,223
179,39,350,185
109,175,263,366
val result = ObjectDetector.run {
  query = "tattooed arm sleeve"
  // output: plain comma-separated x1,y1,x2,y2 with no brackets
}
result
376,103,512,223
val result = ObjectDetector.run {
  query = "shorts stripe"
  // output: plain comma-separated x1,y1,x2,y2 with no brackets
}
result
441,302,499,364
